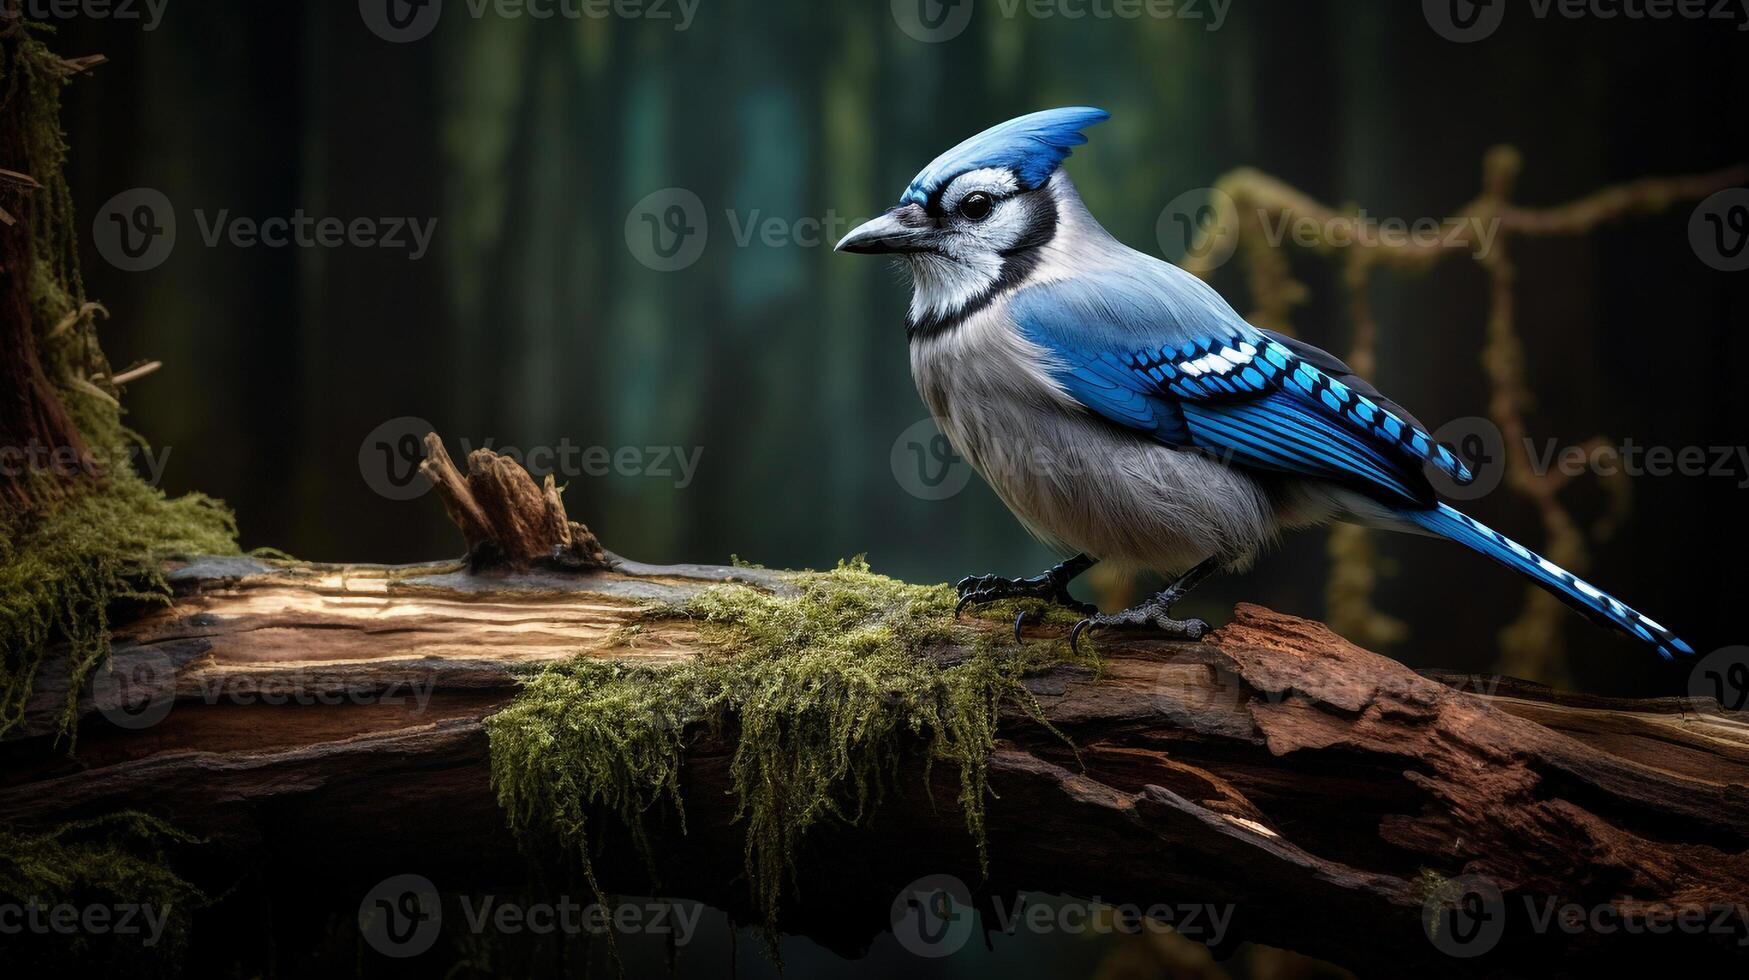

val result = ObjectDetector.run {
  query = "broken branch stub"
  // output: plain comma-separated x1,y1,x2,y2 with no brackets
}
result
417,432,608,571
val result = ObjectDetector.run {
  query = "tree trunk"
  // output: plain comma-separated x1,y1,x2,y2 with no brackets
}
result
2,441,1745,977
0,27,90,514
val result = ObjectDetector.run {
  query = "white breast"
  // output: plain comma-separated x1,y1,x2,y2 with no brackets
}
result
908,300,1292,575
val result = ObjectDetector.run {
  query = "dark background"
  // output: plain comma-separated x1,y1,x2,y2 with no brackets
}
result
36,1,1749,976
57,4,1748,691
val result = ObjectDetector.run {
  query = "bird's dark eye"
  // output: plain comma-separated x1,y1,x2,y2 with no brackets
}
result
958,192,994,222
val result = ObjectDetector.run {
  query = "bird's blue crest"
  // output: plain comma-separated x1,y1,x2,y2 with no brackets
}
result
901,106,1110,207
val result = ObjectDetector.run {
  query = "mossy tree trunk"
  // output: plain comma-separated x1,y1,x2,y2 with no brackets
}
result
4,442,1746,977
0,25,90,514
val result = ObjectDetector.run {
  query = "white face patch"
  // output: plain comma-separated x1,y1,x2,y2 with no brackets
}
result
906,249,1003,326
902,168,1057,328
939,167,1020,215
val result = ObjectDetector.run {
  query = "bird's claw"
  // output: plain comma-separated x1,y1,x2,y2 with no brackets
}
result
1068,597,1209,655
953,571,1096,634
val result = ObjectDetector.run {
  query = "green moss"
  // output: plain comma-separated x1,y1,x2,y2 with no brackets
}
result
0,28,243,740
0,811,206,972
1413,867,1459,937
487,558,1085,940
0,484,239,739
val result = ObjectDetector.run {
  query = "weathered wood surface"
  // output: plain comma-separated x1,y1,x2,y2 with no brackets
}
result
2,552,1746,977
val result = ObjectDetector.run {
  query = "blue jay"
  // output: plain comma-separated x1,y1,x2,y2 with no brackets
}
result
836,106,1693,660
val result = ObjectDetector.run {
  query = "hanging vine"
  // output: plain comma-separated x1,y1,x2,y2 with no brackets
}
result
1182,152,1746,677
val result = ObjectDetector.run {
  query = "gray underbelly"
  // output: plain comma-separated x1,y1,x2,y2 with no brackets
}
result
937,399,1311,574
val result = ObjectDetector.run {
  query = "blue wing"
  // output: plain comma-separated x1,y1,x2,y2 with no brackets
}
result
1009,270,1472,506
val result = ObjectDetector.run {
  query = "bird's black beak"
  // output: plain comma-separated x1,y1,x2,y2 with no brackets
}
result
835,204,932,254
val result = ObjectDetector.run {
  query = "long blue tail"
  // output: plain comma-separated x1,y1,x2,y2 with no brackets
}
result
1405,503,1694,661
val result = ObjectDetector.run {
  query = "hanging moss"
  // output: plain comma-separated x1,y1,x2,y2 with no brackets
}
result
0,811,207,973
0,483,239,738
1412,867,1460,939
0,27,242,740
487,558,1088,940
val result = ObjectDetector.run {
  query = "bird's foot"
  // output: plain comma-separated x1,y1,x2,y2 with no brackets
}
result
1069,588,1209,654
955,568,1097,641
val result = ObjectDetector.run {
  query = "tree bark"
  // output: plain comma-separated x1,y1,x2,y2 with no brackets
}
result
2,442,1745,977
0,27,91,514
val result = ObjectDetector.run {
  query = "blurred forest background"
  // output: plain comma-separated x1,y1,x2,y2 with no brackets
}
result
55,0,1747,707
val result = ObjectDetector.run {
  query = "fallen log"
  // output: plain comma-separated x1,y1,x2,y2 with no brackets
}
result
2,440,1745,977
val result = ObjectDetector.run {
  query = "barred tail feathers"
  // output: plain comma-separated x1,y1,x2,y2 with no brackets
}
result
1405,503,1692,661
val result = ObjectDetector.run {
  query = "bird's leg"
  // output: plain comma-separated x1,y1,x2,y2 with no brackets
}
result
1070,556,1221,653
956,553,1098,639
